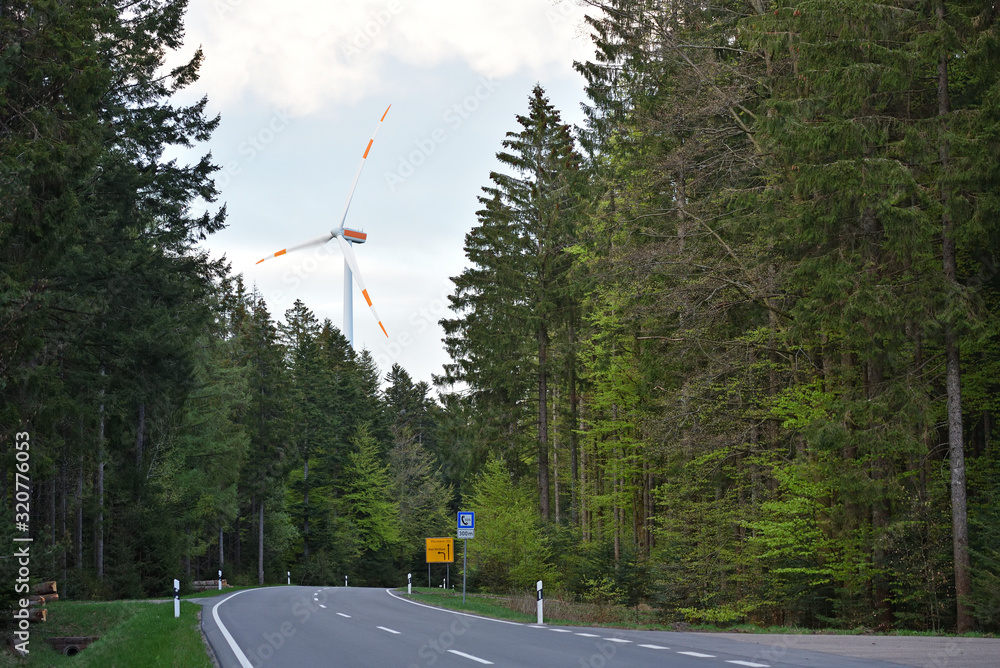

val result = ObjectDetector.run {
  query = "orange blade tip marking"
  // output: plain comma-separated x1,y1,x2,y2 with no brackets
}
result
381,105,391,122
275,249,287,257
362,139,374,159
362,289,373,307
379,322,388,337
255,258,267,265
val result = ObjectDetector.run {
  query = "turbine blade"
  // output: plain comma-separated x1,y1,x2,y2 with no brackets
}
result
255,232,334,264
336,104,391,230
337,236,388,338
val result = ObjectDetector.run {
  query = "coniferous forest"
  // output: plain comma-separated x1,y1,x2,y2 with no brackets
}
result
2,0,1000,634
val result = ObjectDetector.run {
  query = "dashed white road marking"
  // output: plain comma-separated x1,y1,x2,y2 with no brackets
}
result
447,649,494,664
726,662,770,667
549,628,573,633
575,633,600,637
639,644,669,649
337,613,351,618
529,625,545,629
603,638,632,643
377,626,401,634
678,651,716,658
318,604,326,609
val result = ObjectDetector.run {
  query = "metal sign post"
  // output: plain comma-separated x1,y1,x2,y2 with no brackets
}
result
457,512,474,604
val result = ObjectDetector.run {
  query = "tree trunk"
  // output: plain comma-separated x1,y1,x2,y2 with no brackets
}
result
553,386,560,524
258,500,265,586
569,322,579,526
76,454,83,570
303,450,309,560
136,403,145,469
937,0,972,633
96,396,105,580
538,320,551,520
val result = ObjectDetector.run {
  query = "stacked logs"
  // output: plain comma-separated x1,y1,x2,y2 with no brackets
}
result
27,581,57,623
191,579,228,592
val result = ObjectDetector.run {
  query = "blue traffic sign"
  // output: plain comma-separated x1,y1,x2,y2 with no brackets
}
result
457,511,475,530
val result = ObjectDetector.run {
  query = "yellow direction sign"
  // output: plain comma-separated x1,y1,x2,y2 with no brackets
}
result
425,537,454,563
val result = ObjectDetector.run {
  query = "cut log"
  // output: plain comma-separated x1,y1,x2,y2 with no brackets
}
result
31,581,57,595
29,594,58,607
27,609,46,623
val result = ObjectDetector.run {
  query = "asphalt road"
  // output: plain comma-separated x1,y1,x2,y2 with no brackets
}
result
197,586,968,668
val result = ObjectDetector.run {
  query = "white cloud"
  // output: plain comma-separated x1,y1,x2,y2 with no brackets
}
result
185,0,593,114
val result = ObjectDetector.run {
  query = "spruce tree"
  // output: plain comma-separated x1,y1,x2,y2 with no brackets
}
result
441,85,587,519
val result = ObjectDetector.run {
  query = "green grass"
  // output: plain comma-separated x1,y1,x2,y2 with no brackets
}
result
404,588,536,623
0,600,212,667
399,590,997,638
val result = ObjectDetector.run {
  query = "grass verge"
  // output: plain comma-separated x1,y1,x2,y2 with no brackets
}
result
403,588,536,623
0,600,212,667
399,589,996,638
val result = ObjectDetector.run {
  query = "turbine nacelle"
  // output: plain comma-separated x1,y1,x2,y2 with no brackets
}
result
339,227,367,244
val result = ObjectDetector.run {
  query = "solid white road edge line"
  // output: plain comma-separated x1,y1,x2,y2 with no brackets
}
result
211,589,259,668
377,626,401,634
384,588,523,626
447,649,494,665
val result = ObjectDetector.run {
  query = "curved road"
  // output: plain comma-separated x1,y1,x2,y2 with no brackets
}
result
197,586,934,668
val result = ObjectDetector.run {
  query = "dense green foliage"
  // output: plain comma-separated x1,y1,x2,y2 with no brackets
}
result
439,0,1000,632
2,0,998,638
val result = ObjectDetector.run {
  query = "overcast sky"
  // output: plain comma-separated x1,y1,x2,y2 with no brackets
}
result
171,0,597,389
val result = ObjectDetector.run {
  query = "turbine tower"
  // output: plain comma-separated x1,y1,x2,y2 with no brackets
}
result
256,106,391,347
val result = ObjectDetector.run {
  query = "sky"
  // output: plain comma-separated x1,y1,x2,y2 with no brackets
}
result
171,0,598,389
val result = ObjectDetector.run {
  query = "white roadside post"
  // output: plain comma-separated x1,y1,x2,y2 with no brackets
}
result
287,571,291,586
218,569,222,591
173,579,180,619
536,580,543,625
408,572,412,595
344,576,348,587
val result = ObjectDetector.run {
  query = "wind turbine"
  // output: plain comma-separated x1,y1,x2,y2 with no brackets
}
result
256,105,391,347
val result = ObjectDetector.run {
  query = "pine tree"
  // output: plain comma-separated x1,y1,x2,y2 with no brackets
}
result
441,85,587,519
